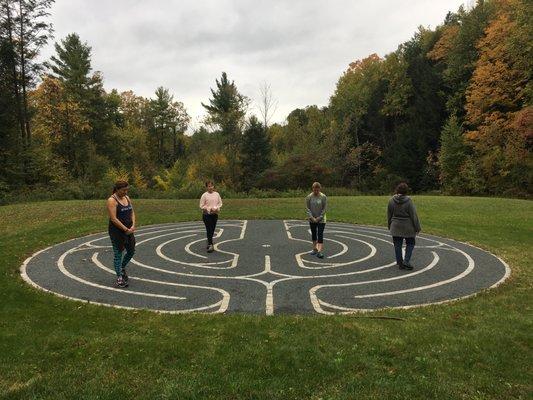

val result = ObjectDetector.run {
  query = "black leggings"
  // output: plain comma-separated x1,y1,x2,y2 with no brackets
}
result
310,222,325,244
203,213,219,245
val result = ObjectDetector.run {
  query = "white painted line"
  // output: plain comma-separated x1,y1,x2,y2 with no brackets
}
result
353,250,473,298
153,221,248,270
295,236,376,268
19,220,512,316
265,256,274,315
309,251,441,312
327,238,349,259
92,252,230,313
183,231,225,259
57,247,186,301
156,230,236,268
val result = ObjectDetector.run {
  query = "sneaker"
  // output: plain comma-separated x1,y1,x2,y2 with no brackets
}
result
207,244,214,253
397,263,405,269
403,262,414,270
121,269,129,283
116,276,128,288
310,249,318,255
316,252,324,259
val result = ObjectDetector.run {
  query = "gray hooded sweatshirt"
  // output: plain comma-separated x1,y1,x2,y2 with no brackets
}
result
387,194,421,238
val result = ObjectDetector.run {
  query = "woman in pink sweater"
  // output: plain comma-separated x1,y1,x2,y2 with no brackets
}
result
199,180,223,253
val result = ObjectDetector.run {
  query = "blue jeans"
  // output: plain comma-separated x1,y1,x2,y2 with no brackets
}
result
392,236,415,265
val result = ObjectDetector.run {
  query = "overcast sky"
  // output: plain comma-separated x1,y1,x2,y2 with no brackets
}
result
40,0,467,129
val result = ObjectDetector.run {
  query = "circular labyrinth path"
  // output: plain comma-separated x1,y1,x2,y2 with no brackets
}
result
21,220,510,315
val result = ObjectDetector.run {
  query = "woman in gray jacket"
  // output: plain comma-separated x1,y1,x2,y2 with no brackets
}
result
387,182,421,270
306,182,327,259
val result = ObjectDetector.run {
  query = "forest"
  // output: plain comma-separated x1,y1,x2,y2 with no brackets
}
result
0,0,531,203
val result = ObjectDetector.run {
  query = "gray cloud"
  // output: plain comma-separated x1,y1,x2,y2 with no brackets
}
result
40,0,467,127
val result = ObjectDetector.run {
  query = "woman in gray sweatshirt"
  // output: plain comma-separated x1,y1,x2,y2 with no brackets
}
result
306,182,327,259
387,182,421,270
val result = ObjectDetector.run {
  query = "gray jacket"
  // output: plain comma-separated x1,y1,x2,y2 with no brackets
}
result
387,194,421,238
306,193,327,222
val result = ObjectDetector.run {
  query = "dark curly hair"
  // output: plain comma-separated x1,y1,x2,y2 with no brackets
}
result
395,182,409,195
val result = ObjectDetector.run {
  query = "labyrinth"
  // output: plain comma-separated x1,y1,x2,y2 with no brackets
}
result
21,220,510,315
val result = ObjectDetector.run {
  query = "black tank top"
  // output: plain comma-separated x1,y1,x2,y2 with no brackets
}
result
109,195,133,230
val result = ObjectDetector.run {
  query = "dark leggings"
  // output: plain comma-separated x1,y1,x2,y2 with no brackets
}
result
310,222,325,244
110,235,135,276
392,236,415,265
203,213,219,245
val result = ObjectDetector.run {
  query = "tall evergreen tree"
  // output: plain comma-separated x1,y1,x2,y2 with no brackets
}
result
48,33,121,164
49,33,92,96
2,0,54,146
438,115,469,192
0,31,19,190
202,72,249,186
387,27,447,190
148,87,189,167
240,116,272,190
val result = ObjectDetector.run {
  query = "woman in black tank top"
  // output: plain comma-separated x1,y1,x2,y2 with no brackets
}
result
107,180,136,288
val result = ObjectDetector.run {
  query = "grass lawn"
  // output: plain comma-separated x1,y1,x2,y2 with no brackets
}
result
0,196,531,399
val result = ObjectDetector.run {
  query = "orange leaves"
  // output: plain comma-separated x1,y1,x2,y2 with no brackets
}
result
427,25,460,62
465,8,523,131
512,107,533,143
347,53,382,74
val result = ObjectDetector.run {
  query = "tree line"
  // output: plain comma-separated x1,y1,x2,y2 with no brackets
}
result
0,0,531,202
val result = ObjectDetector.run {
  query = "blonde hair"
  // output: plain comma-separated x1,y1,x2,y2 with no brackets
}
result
312,182,321,189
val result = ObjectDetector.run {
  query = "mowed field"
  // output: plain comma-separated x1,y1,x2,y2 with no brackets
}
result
0,196,531,400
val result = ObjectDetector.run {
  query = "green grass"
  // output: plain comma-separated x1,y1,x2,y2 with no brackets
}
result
0,196,531,400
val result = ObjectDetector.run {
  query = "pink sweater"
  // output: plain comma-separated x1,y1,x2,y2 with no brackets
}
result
199,191,223,214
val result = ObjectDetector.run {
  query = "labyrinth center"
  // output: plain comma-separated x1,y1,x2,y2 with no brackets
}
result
21,220,510,314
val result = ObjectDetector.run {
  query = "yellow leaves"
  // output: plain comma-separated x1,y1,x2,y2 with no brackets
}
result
185,163,199,183
31,76,90,144
131,166,148,190
153,171,171,191
105,167,129,184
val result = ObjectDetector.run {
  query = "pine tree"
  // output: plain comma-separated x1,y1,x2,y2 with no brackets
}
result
49,33,92,96
438,115,469,192
146,87,189,167
4,0,54,146
240,116,272,190
202,72,249,186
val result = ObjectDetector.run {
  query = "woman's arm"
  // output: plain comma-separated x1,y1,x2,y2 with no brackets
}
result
107,198,129,232
128,196,136,232
199,193,207,211
410,201,421,233
211,193,222,213
387,200,394,229
317,195,327,222
306,196,315,222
